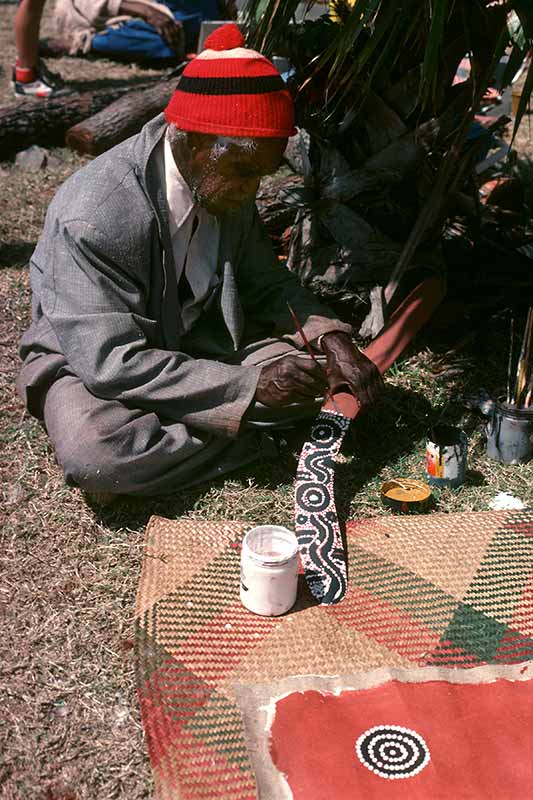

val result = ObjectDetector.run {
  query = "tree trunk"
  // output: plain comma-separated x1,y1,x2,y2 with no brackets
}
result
0,81,157,160
66,80,176,156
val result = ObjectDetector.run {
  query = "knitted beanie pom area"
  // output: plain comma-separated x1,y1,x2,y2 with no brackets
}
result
202,23,245,52
164,22,296,138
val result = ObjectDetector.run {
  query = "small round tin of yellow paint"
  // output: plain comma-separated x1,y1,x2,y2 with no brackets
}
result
380,478,432,513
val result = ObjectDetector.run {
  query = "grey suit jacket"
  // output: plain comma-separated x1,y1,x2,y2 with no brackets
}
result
19,114,351,438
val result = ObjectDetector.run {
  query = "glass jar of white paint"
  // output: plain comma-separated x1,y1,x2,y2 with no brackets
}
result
240,525,299,616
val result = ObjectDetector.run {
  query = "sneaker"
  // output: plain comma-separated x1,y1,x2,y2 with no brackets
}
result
38,59,64,89
11,59,64,98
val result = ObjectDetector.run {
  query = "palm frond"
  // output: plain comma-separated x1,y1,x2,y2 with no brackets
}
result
511,58,533,143
246,0,533,309
328,1,404,96
245,0,303,55
500,39,527,88
420,0,451,109
326,0,382,76
246,0,533,112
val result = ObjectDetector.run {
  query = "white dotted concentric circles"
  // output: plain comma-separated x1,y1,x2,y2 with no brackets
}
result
355,725,430,780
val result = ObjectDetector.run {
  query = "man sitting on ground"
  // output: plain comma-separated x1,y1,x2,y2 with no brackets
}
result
18,23,382,499
52,0,236,63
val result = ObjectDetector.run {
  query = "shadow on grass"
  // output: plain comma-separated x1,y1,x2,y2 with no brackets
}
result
64,74,164,94
0,240,35,269
331,384,434,540
94,314,515,534
97,385,434,533
464,468,488,487
95,444,298,531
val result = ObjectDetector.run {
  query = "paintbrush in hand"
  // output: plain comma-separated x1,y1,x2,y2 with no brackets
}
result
287,303,341,414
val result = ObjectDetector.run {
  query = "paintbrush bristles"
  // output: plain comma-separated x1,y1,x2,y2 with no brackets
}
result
518,308,532,405
511,307,532,407
525,309,533,406
506,316,514,405
524,378,533,409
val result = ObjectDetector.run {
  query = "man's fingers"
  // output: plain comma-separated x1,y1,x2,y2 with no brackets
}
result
276,372,322,398
292,381,323,398
256,355,329,407
169,27,182,51
160,23,172,44
290,359,329,389
292,365,327,389
162,21,182,51
290,389,323,405
293,357,326,376
347,375,382,407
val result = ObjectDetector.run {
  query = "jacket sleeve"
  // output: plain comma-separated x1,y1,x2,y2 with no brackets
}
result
40,219,260,438
236,205,352,347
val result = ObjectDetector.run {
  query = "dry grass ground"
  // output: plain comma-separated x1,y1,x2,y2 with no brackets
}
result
1,6,533,799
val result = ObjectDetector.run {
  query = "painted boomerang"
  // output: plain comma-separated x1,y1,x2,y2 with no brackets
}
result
294,277,446,605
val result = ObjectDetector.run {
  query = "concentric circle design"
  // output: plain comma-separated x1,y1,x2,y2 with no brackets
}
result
311,421,337,446
295,482,331,512
355,725,430,780
311,416,349,448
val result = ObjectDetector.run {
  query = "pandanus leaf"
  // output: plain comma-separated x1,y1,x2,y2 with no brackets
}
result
511,58,533,144
420,0,450,110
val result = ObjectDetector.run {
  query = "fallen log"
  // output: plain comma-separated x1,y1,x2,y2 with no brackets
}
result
66,79,176,156
0,80,158,160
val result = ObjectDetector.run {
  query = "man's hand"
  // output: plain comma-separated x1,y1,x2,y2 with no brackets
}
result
120,2,185,54
144,8,184,53
255,356,328,408
320,331,384,409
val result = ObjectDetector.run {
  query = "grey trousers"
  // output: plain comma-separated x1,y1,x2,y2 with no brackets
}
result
21,341,321,497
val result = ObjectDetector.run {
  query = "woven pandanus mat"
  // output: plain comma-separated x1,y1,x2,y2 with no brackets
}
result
135,510,533,799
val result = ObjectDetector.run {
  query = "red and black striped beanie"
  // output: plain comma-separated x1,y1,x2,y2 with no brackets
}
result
164,24,296,138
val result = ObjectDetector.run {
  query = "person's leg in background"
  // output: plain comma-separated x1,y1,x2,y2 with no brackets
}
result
13,0,64,98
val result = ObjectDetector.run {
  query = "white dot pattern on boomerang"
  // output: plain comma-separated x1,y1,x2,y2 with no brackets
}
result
294,410,352,604
355,725,430,780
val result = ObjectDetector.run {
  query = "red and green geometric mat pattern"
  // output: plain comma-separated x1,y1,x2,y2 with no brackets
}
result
135,510,533,799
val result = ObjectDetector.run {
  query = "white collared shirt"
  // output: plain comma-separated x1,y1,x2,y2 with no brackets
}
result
154,131,220,333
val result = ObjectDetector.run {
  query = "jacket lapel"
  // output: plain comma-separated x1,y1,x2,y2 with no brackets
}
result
138,116,183,351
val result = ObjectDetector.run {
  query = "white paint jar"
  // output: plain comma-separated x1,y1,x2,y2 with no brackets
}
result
240,526,299,616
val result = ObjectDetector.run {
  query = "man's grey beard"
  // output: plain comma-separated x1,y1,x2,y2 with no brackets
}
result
190,183,239,217
190,184,217,213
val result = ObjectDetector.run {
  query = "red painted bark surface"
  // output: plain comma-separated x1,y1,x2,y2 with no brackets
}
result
269,677,533,799
323,277,445,418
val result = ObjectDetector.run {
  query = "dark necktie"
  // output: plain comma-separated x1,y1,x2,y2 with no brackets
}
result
178,214,199,307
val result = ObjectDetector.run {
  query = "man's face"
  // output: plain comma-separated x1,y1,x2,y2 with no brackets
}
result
170,130,287,216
